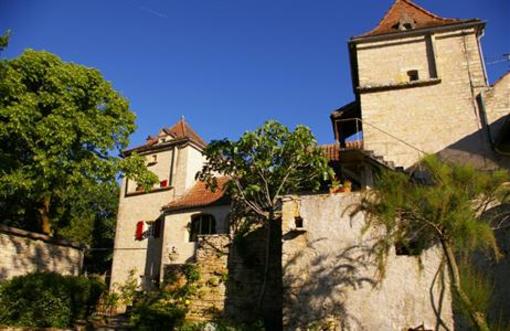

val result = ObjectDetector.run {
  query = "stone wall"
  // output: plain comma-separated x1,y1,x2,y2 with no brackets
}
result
357,29,497,169
225,223,282,329
281,193,453,331
167,226,282,327
0,225,84,280
186,235,230,321
161,205,230,267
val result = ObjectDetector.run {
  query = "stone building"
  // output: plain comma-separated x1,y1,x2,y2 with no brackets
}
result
331,0,510,173
282,0,510,329
110,118,230,289
110,0,509,329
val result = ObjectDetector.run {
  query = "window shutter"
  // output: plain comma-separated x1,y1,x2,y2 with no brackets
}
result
135,221,144,240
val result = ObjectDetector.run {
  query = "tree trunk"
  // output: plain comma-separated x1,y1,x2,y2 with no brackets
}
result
38,195,51,235
440,238,490,331
257,217,272,311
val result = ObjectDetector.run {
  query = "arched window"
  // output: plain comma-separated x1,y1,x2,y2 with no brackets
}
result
189,214,216,242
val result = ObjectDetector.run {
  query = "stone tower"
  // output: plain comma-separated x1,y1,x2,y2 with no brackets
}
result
332,0,510,169
110,118,207,288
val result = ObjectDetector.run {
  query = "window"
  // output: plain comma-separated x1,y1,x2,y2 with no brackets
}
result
147,154,158,166
407,70,419,82
294,216,304,229
189,214,216,242
402,22,413,31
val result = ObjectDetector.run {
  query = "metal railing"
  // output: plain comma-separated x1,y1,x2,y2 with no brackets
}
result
335,117,427,156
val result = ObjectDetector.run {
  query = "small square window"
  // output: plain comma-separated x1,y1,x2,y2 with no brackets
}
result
147,154,158,166
407,70,419,82
294,216,304,229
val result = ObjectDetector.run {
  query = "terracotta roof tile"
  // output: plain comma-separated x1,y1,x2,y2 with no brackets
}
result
163,177,229,211
321,144,341,161
124,118,207,154
358,0,478,38
165,118,207,147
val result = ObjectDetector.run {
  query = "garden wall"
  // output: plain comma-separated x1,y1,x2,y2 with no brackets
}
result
173,229,282,328
0,224,84,280
281,193,454,331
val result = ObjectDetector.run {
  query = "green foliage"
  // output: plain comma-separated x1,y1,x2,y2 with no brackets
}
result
183,263,201,283
128,263,202,330
198,120,334,222
360,156,508,278
115,268,139,307
0,49,158,234
96,291,120,315
0,272,105,328
458,262,493,316
359,156,509,331
0,30,9,52
129,291,187,331
179,319,265,331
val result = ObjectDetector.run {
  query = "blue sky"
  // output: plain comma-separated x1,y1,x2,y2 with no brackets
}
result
1,0,508,147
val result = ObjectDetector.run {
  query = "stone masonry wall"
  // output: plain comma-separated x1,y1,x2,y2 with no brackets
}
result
281,193,453,331
0,225,83,280
186,235,230,321
358,29,494,169
173,227,282,327
225,223,282,329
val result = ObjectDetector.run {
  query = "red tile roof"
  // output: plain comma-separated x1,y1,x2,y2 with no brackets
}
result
320,144,340,161
163,177,230,212
124,118,207,155
358,0,479,38
163,118,207,148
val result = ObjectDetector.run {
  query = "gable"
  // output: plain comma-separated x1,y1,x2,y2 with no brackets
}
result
359,0,477,38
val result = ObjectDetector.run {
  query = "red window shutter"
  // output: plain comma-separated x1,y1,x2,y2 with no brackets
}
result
135,221,144,240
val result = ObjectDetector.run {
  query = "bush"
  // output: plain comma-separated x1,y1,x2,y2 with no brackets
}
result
179,319,265,331
129,292,186,331
0,272,105,328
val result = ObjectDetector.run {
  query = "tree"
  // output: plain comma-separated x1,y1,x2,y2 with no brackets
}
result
197,120,334,313
0,30,10,53
0,49,158,235
358,156,509,331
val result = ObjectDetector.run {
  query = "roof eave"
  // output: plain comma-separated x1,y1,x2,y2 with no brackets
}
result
122,136,206,157
350,20,485,44
161,199,230,214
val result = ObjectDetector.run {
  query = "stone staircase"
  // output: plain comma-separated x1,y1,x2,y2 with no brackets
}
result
361,149,406,172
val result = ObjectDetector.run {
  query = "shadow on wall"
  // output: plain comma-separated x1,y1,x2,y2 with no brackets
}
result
437,116,510,170
282,239,377,330
473,204,510,326
143,224,164,290
224,222,282,330
0,227,83,281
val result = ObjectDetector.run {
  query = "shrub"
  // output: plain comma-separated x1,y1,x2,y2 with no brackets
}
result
0,272,105,328
179,319,265,331
129,291,186,331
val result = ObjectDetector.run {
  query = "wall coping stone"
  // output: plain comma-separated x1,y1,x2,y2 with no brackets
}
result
0,224,86,250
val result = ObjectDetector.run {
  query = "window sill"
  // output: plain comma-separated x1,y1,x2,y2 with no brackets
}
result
357,78,441,93
125,186,173,197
